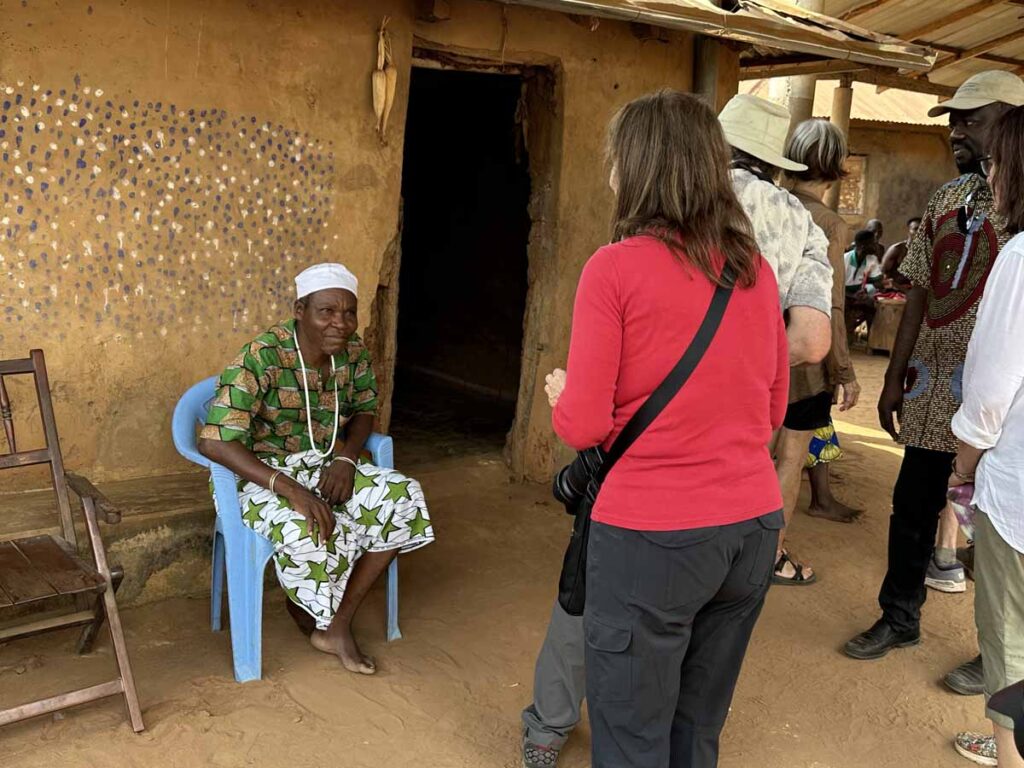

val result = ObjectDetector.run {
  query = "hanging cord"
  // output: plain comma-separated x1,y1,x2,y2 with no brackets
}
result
293,328,340,459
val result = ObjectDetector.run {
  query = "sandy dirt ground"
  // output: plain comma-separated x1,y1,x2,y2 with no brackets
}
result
0,353,986,767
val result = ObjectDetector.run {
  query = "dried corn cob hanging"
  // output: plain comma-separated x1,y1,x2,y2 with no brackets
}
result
371,16,398,144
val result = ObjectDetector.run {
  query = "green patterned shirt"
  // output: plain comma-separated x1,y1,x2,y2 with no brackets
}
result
201,318,378,458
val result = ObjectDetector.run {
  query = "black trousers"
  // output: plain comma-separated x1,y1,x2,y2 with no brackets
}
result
584,512,782,768
878,446,956,633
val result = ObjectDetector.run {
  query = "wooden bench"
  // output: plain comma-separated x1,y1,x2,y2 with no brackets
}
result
0,350,143,732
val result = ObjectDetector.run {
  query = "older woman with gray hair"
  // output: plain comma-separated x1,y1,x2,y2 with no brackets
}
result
781,118,863,528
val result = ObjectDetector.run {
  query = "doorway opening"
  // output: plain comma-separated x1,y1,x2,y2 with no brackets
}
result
389,67,532,465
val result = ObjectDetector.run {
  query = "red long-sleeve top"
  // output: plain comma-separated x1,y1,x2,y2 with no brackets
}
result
553,235,789,531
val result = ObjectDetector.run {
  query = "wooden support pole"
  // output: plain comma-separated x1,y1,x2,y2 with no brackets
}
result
787,0,825,133
694,38,740,113
825,76,854,211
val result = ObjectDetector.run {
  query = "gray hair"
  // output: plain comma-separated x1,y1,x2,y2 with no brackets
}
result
784,119,848,182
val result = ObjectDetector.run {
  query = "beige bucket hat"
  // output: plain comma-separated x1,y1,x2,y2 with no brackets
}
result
718,94,806,172
928,70,1024,117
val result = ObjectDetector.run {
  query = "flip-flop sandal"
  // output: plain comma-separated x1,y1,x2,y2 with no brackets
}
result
773,550,817,586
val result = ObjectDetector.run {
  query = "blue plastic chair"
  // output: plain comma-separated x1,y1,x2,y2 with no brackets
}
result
172,376,401,683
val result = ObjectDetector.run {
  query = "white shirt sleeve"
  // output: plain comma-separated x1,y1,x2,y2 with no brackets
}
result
867,256,883,279
952,238,1024,449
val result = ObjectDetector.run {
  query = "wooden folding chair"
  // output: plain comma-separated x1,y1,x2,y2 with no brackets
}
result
0,350,143,732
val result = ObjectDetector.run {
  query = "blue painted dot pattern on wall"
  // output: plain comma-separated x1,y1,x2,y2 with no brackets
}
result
0,79,337,344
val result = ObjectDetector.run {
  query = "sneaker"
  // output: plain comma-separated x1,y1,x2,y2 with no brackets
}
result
925,556,967,593
954,732,997,766
523,739,561,768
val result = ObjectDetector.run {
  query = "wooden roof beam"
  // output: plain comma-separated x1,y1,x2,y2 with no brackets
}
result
740,59,868,79
927,28,1024,75
928,42,1024,69
839,0,901,21
837,71,957,98
899,0,1007,42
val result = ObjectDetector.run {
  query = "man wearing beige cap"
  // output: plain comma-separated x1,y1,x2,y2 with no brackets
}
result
845,71,1024,698
719,93,834,587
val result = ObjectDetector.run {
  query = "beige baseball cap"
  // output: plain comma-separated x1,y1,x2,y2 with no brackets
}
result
719,94,807,172
928,69,1024,117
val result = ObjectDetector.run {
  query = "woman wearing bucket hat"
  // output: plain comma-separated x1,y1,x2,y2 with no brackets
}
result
719,93,834,587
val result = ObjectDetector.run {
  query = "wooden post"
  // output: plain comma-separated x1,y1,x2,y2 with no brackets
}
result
693,0,739,113
787,0,825,132
825,75,854,211
694,38,740,113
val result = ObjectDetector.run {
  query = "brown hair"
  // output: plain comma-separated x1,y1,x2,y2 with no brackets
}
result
783,118,849,183
989,105,1024,234
607,90,759,288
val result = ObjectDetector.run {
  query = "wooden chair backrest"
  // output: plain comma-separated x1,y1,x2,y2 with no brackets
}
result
0,350,77,548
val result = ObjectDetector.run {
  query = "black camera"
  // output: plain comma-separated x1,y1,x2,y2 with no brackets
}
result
552,446,606,513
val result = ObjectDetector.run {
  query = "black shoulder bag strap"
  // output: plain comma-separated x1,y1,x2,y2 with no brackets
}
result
559,267,736,616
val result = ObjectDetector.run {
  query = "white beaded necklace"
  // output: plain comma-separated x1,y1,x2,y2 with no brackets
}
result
293,328,340,459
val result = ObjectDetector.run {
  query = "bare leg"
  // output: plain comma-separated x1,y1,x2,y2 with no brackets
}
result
937,503,961,550
807,462,862,523
775,427,815,580
310,549,399,675
995,723,1024,768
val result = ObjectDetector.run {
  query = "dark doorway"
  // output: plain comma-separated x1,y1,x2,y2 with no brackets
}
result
391,67,532,464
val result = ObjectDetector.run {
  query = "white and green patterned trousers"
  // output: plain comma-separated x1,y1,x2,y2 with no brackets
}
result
234,450,434,630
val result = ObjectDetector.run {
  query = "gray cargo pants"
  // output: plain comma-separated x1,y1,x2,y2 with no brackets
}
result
521,600,586,749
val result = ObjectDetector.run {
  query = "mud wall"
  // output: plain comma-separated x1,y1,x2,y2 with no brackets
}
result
845,121,955,243
0,0,693,489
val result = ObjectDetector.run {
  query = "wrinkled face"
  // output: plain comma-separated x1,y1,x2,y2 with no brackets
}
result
949,103,1006,174
295,288,358,357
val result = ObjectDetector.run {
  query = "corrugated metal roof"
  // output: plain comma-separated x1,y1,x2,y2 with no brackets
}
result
819,0,1024,88
742,78,948,125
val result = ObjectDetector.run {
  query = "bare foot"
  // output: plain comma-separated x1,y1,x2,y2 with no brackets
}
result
806,500,863,523
310,628,377,675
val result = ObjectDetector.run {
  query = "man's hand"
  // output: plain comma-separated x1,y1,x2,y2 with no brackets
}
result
317,460,356,507
545,369,567,408
283,483,335,546
878,378,905,441
838,380,861,412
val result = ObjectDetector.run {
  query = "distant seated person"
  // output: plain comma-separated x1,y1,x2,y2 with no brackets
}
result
198,263,434,675
881,216,921,293
848,218,885,259
844,228,885,338
866,217,886,259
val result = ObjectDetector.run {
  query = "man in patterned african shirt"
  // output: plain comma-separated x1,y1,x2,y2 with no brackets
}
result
199,262,434,675
845,72,1024,678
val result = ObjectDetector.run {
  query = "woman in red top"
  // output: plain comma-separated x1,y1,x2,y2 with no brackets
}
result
547,90,788,768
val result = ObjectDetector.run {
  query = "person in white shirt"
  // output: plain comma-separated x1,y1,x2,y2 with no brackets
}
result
949,105,1024,768
844,229,885,290
844,228,884,340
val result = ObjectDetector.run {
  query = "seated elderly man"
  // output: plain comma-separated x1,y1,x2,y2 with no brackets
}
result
198,263,434,675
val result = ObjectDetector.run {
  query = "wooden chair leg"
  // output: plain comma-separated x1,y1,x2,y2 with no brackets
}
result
77,565,124,655
82,497,144,733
